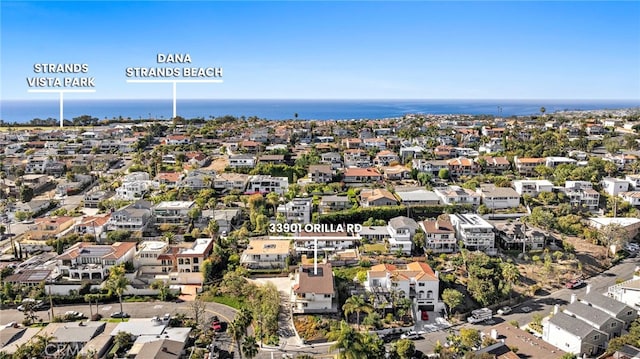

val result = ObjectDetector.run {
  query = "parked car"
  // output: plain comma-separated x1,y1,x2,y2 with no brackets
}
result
497,306,512,315
17,299,47,312
421,311,429,321
400,331,422,340
566,279,585,289
64,311,85,320
110,312,130,318
211,316,223,332
520,306,532,313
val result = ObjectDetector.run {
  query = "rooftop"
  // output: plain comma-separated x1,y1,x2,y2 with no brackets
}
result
548,311,606,338
293,263,335,295
245,240,290,255
154,201,195,210
581,292,634,315
564,301,619,328
177,238,213,256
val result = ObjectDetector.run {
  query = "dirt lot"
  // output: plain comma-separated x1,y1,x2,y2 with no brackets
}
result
204,156,229,173
514,233,609,294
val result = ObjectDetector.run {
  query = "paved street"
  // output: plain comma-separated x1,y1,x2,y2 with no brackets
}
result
0,300,237,326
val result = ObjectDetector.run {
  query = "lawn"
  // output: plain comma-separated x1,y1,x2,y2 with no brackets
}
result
205,295,244,310
362,243,388,254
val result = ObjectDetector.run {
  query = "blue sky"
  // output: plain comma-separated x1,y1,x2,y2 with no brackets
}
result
1,1,639,100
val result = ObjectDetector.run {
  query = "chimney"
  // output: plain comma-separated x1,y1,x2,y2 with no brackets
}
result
162,347,168,352
553,304,560,315
571,294,577,304
490,329,498,340
586,284,591,294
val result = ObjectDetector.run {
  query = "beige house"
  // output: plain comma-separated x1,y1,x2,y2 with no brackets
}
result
240,239,291,269
28,216,76,240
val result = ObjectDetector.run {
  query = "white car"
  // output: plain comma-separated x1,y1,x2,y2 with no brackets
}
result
400,331,422,340
64,311,84,319
497,306,512,315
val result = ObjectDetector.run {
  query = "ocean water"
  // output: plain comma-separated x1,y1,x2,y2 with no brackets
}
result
0,99,638,123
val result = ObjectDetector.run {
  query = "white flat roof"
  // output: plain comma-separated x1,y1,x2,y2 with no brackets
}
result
155,201,194,210
110,318,167,336
590,217,640,227
451,214,493,229
180,238,213,255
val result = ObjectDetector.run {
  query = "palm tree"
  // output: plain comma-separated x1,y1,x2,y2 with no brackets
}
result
266,192,280,217
32,333,56,356
328,320,366,359
206,219,220,243
361,333,386,359
228,319,245,359
501,262,521,301
241,335,259,359
113,331,132,354
342,295,373,329
105,265,129,319
236,307,253,334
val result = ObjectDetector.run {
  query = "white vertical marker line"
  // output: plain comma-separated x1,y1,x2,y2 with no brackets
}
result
59,92,64,128
172,81,177,118
125,79,223,119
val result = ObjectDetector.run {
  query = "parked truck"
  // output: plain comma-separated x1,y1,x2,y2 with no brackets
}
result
467,308,493,324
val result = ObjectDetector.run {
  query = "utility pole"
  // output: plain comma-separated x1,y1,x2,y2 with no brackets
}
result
49,282,54,321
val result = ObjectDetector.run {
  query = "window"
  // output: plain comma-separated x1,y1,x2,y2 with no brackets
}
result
193,258,199,264
594,335,599,341
427,290,433,299
418,283,425,287
628,311,633,316
612,322,617,327
324,294,331,298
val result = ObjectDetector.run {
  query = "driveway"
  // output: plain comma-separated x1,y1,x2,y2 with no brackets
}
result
249,276,302,348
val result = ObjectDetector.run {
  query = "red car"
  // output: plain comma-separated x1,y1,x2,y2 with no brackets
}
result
566,279,585,289
421,311,429,321
211,317,223,332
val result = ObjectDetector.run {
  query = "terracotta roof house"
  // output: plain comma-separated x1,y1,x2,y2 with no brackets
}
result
420,219,456,253
514,156,546,176
381,165,411,181
365,262,439,310
360,188,397,207
343,167,382,183
56,242,136,281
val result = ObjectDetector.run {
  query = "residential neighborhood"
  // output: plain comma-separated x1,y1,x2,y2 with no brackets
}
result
2,108,640,359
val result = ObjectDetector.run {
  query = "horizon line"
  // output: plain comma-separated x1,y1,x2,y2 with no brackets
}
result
3,97,640,102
